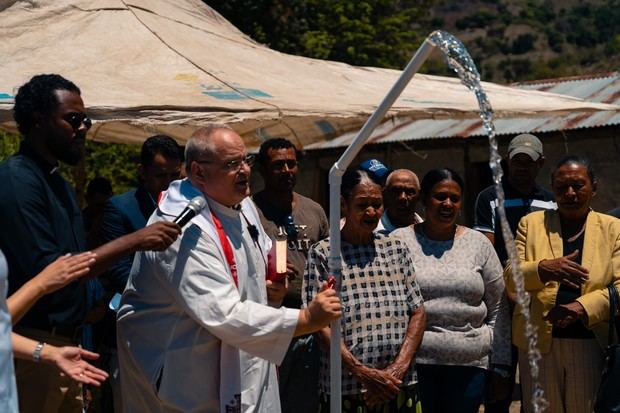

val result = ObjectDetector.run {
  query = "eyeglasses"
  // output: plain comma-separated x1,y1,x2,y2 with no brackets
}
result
196,154,255,172
63,112,92,130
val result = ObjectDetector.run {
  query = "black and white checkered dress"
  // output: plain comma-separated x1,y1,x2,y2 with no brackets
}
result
303,233,424,395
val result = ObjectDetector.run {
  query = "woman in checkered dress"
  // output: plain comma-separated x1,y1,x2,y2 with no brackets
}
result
303,168,426,413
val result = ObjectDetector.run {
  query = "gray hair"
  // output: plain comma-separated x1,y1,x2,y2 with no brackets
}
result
341,168,382,200
184,124,233,175
385,169,420,187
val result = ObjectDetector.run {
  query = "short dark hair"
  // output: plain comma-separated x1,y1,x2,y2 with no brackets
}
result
257,138,298,166
140,134,183,167
341,168,382,200
86,176,113,198
551,155,596,184
420,168,465,196
13,74,81,136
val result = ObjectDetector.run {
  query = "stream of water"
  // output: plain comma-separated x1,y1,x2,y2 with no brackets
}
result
427,30,549,413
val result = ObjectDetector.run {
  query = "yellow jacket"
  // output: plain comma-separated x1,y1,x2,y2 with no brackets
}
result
504,209,620,353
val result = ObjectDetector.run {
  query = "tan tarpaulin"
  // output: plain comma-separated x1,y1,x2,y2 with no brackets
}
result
0,0,617,150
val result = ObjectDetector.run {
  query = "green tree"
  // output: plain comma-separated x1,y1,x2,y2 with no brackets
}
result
0,130,20,162
207,0,433,69
0,130,140,205
511,33,537,54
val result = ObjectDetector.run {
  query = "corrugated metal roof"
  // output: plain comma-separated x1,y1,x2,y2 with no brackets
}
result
305,72,620,150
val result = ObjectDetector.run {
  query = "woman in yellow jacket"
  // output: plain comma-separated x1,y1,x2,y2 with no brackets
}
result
505,155,620,413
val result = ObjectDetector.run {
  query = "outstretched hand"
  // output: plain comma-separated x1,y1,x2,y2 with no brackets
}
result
34,252,97,295
49,346,109,386
538,250,589,288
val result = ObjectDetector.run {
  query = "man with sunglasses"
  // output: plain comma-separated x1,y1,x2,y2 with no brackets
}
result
252,138,329,413
0,74,181,413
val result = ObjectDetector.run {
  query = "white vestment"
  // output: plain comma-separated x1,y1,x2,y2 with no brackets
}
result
117,179,299,413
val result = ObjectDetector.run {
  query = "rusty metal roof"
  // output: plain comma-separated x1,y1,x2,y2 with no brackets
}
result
305,71,620,150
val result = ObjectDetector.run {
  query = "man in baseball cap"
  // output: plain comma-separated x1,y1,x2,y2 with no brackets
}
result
474,133,555,413
507,133,544,161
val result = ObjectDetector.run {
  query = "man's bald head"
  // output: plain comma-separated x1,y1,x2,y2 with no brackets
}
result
184,124,234,175
385,169,420,188
186,125,251,206
383,168,421,228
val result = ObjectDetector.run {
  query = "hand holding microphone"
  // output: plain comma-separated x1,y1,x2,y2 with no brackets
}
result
134,196,207,251
174,196,207,228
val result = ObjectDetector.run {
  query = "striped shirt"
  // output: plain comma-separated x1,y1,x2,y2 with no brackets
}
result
473,180,555,263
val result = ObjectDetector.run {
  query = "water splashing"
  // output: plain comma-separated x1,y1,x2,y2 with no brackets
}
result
427,30,549,413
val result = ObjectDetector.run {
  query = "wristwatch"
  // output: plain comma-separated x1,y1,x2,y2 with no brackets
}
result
32,341,45,363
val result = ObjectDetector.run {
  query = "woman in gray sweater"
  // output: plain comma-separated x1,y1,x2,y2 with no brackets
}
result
393,168,511,413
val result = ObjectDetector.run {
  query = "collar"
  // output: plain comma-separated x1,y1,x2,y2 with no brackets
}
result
382,210,423,231
503,178,547,199
253,190,295,215
19,140,59,175
208,196,242,219
380,212,396,232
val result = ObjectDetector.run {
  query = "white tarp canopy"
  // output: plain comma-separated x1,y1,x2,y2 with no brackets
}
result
0,0,617,150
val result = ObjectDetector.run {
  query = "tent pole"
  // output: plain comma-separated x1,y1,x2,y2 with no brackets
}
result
328,38,436,413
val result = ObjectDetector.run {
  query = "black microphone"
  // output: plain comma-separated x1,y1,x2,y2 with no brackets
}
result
173,196,207,228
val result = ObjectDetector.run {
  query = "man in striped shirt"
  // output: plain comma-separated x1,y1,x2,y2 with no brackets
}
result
474,133,556,265
474,133,555,413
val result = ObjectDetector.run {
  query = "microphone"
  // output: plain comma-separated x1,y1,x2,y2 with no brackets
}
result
173,196,207,228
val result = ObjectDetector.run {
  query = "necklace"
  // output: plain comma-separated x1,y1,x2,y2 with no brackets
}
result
565,224,586,243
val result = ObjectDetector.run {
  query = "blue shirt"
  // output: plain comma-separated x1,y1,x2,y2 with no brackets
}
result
0,142,87,332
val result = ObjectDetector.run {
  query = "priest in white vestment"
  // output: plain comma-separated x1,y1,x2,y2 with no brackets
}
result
116,125,341,413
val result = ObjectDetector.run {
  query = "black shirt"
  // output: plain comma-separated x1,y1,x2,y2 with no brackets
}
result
552,229,594,339
474,179,555,263
0,141,87,331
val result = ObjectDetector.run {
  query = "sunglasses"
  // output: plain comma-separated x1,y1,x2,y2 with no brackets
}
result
63,112,92,130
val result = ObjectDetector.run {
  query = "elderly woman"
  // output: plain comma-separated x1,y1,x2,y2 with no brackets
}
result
505,156,620,413
303,168,426,412
393,168,511,413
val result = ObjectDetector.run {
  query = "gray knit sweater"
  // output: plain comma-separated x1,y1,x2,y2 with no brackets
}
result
393,226,511,368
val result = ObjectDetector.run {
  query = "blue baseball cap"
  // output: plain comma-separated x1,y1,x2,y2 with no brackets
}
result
359,159,391,184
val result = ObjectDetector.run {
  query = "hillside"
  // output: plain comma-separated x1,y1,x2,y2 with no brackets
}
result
208,0,620,83
427,0,620,82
